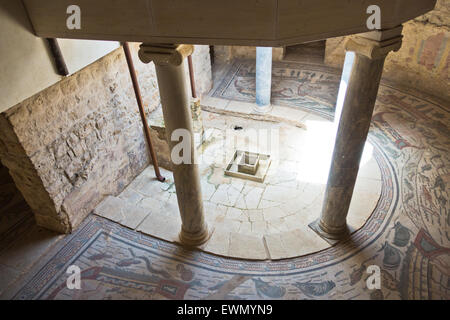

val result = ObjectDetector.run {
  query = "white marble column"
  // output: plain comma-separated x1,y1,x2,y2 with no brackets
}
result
310,26,404,243
255,47,273,113
138,44,209,246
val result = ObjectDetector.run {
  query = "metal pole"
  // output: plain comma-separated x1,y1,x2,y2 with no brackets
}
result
123,42,165,182
46,38,69,76
187,55,197,99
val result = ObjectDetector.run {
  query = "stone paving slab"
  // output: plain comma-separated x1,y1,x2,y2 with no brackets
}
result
228,232,268,260
94,196,150,230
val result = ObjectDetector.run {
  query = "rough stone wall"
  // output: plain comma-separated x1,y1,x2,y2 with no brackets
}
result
188,45,213,96
0,44,212,233
325,0,450,101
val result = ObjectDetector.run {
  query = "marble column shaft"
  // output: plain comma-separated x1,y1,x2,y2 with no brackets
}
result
255,47,273,109
313,27,403,241
138,44,209,246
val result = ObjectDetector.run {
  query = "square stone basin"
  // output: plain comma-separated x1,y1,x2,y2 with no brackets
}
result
238,152,260,175
225,150,271,183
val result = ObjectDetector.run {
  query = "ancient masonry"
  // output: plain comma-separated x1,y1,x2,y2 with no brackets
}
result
0,44,212,233
325,0,450,100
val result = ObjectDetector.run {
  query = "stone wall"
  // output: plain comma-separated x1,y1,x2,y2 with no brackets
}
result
189,45,214,95
0,44,212,233
214,46,285,64
325,0,450,101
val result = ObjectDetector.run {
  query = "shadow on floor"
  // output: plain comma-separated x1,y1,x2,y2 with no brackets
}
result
0,163,61,296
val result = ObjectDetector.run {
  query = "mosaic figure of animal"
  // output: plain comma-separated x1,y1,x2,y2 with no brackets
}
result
293,280,336,298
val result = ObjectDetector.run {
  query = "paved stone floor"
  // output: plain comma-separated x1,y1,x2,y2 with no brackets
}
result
92,59,383,260
95,110,382,259
0,60,448,300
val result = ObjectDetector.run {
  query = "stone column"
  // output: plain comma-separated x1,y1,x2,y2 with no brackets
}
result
139,44,209,246
255,47,272,113
310,27,403,243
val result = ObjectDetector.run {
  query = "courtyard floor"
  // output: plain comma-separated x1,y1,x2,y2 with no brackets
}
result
0,59,448,300
95,109,381,259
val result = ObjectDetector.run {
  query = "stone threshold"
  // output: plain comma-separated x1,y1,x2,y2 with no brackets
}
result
200,95,321,129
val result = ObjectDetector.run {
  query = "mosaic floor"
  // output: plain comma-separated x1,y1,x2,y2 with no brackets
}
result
0,60,449,300
211,60,341,118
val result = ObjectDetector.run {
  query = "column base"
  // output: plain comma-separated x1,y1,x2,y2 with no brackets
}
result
253,104,273,114
308,219,354,245
179,225,211,247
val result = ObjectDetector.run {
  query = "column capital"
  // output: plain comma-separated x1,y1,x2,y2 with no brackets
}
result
138,44,194,66
345,26,403,60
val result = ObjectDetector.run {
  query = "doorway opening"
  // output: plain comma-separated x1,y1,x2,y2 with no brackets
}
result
283,40,326,64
